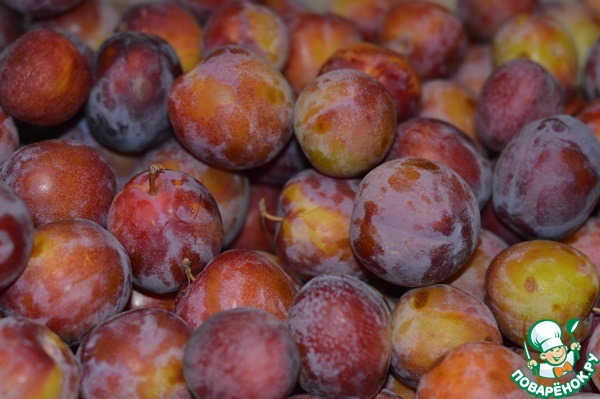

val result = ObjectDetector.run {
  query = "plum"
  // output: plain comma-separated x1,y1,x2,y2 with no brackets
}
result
493,12,578,96
118,1,203,72
390,284,502,388
78,309,192,399
385,117,492,210
203,1,289,70
0,317,80,399
451,44,493,97
326,0,397,41
0,218,132,345
0,3,22,51
173,249,298,329
476,58,564,153
419,79,478,142
0,0,82,17
1,139,116,227
563,217,600,277
283,12,362,96
293,69,396,178
0,29,91,127
274,169,365,280
139,138,250,247
319,42,421,123
379,1,467,79
183,307,299,399
107,165,223,294
350,158,480,287
86,31,182,153
168,46,294,170
416,342,532,398
492,115,600,240
288,274,391,398
485,240,599,346
0,182,33,292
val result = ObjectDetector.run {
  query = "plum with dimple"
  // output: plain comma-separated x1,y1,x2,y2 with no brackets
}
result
350,157,480,287
86,31,181,154
492,115,600,240
288,274,391,399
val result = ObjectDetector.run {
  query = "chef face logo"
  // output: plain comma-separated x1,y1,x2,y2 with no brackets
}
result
510,318,600,398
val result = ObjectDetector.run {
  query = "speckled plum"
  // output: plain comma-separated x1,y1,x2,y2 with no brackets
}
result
350,157,480,287
107,167,223,294
173,249,298,330
86,32,181,153
183,308,299,399
492,12,578,96
485,240,599,346
0,139,117,227
385,117,492,210
78,309,192,399
140,138,250,247
287,274,391,399
0,218,132,345
390,284,502,388
0,316,80,399
294,69,396,178
492,115,600,240
0,182,33,292
274,169,364,280
476,58,564,153
168,45,294,170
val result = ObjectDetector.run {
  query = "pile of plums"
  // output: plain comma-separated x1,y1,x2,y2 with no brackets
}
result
4,0,600,398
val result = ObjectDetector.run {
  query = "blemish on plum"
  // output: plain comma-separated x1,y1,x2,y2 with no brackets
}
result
413,290,429,309
524,276,538,293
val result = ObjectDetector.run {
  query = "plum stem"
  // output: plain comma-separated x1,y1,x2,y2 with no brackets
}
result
259,198,283,222
258,198,281,249
182,258,195,287
148,163,164,195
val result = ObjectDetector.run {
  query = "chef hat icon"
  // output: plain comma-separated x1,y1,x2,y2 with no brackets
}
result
528,320,565,353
